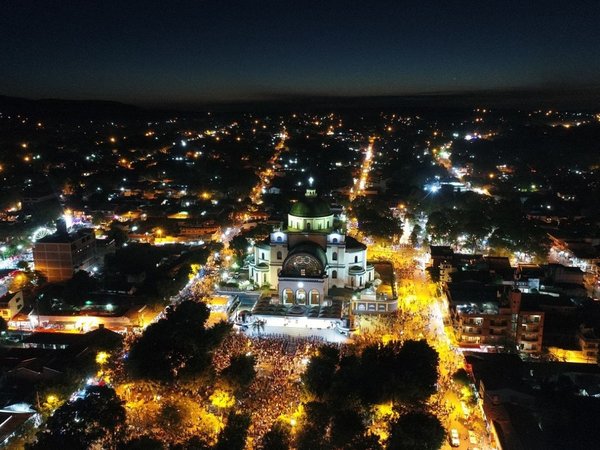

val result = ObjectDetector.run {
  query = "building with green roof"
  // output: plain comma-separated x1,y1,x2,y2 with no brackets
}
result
249,189,374,307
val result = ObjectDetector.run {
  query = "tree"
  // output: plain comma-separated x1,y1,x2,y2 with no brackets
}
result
118,435,165,450
330,408,366,449
350,197,402,241
303,340,438,406
394,340,439,403
386,412,445,450
261,421,292,450
295,402,330,450
172,436,212,450
157,401,186,438
251,319,266,335
409,224,422,245
27,385,126,450
9,271,32,292
107,221,129,246
214,412,251,450
62,270,99,305
303,346,339,399
16,260,30,271
229,235,250,260
452,368,471,387
126,301,231,381
221,354,256,392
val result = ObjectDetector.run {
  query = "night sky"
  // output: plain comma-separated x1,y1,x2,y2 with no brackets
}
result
2,0,600,105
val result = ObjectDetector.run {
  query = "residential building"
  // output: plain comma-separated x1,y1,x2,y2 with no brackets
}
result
0,291,24,321
33,223,97,282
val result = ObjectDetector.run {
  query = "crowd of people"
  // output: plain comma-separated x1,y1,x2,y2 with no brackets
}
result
213,332,343,444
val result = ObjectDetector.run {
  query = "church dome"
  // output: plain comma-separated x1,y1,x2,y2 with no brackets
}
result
280,243,328,277
289,198,332,218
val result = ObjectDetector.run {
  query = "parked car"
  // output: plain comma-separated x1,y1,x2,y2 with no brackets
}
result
450,428,460,447
469,430,478,445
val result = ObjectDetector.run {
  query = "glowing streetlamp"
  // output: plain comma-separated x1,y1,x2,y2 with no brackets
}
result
96,351,109,366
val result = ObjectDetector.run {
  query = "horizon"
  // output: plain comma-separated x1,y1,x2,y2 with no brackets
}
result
3,84,600,111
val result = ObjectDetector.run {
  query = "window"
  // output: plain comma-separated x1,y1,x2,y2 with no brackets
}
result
310,289,320,305
296,289,306,304
332,237,338,243
276,251,282,260
283,288,293,304
306,222,311,230
327,221,330,228
332,270,337,279
261,252,265,260
354,256,358,263
276,236,282,242
332,252,338,261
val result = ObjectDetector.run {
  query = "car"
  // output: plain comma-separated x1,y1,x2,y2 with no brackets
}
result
468,430,478,445
450,428,460,447
461,401,470,419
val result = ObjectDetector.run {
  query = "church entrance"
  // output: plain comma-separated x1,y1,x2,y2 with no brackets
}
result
295,289,306,305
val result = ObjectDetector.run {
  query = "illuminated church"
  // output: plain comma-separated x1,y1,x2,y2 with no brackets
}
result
248,189,374,306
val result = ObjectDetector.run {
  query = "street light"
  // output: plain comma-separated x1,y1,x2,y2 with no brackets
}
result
96,351,109,365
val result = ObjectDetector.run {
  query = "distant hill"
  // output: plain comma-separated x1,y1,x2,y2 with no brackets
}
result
194,88,600,113
0,95,142,119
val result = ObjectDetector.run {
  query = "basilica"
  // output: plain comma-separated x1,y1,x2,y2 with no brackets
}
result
248,189,375,306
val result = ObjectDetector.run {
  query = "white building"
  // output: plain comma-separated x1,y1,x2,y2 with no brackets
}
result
248,190,374,306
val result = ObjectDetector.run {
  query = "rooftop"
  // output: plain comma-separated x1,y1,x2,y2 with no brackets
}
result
36,228,95,244
289,197,332,218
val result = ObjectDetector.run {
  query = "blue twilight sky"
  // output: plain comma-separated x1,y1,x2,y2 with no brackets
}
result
1,0,599,104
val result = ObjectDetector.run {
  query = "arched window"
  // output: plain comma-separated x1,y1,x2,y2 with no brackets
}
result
276,236,282,242
354,255,358,263
283,288,293,304
318,223,322,230
332,237,338,243
332,252,338,261
261,252,265,260
276,251,282,260
310,289,320,305
332,270,337,279
306,222,311,230
359,276,363,286
296,289,306,304
327,221,330,228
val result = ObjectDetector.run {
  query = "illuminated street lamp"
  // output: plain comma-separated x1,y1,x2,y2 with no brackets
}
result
96,351,110,366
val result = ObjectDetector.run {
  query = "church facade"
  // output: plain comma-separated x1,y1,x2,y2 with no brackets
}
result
248,190,374,306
